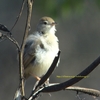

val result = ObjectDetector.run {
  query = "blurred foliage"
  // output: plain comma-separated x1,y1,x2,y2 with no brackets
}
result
34,0,100,18
96,0,100,7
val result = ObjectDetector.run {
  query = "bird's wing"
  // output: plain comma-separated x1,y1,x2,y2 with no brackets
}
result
23,34,43,69
23,40,36,69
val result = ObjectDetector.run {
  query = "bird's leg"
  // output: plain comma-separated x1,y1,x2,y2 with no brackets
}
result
30,73,49,85
30,73,41,90
30,73,50,89
34,75,41,81
30,73,41,81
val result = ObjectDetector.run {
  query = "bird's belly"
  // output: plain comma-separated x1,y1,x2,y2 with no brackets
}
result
29,50,57,77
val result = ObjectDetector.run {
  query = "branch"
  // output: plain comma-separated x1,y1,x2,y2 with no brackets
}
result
41,56,100,92
28,56,100,99
29,84,100,100
3,35,20,50
18,0,34,97
66,86,100,97
10,0,26,31
42,84,100,97
0,24,20,50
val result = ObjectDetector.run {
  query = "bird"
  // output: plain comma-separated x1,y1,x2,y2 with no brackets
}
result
23,16,59,81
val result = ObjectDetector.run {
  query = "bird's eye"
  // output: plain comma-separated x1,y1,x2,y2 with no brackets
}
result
43,21,48,25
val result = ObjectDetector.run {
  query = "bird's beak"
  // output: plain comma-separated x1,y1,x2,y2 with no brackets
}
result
51,22,57,26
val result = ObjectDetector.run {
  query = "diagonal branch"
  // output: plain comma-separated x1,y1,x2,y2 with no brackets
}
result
29,55,100,99
41,56,100,92
10,0,26,31
0,24,20,50
3,35,20,50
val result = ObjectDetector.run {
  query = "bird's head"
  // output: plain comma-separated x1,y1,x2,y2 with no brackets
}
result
37,16,56,35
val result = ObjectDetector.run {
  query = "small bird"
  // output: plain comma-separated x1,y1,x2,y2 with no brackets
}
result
23,16,59,81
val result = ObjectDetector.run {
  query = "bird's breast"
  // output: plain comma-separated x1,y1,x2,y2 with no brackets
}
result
25,33,59,77
24,32,59,78
31,44,58,77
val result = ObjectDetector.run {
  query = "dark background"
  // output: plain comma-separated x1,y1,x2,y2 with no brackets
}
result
0,0,100,100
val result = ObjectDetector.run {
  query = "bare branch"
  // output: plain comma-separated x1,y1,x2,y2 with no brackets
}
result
41,56,100,92
10,0,26,31
66,86,100,97
0,24,20,50
18,0,34,97
28,83,100,100
3,35,20,50
28,56,100,99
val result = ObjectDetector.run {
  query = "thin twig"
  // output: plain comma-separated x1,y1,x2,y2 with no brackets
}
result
10,0,26,31
66,86,100,97
19,0,34,97
3,35,20,50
